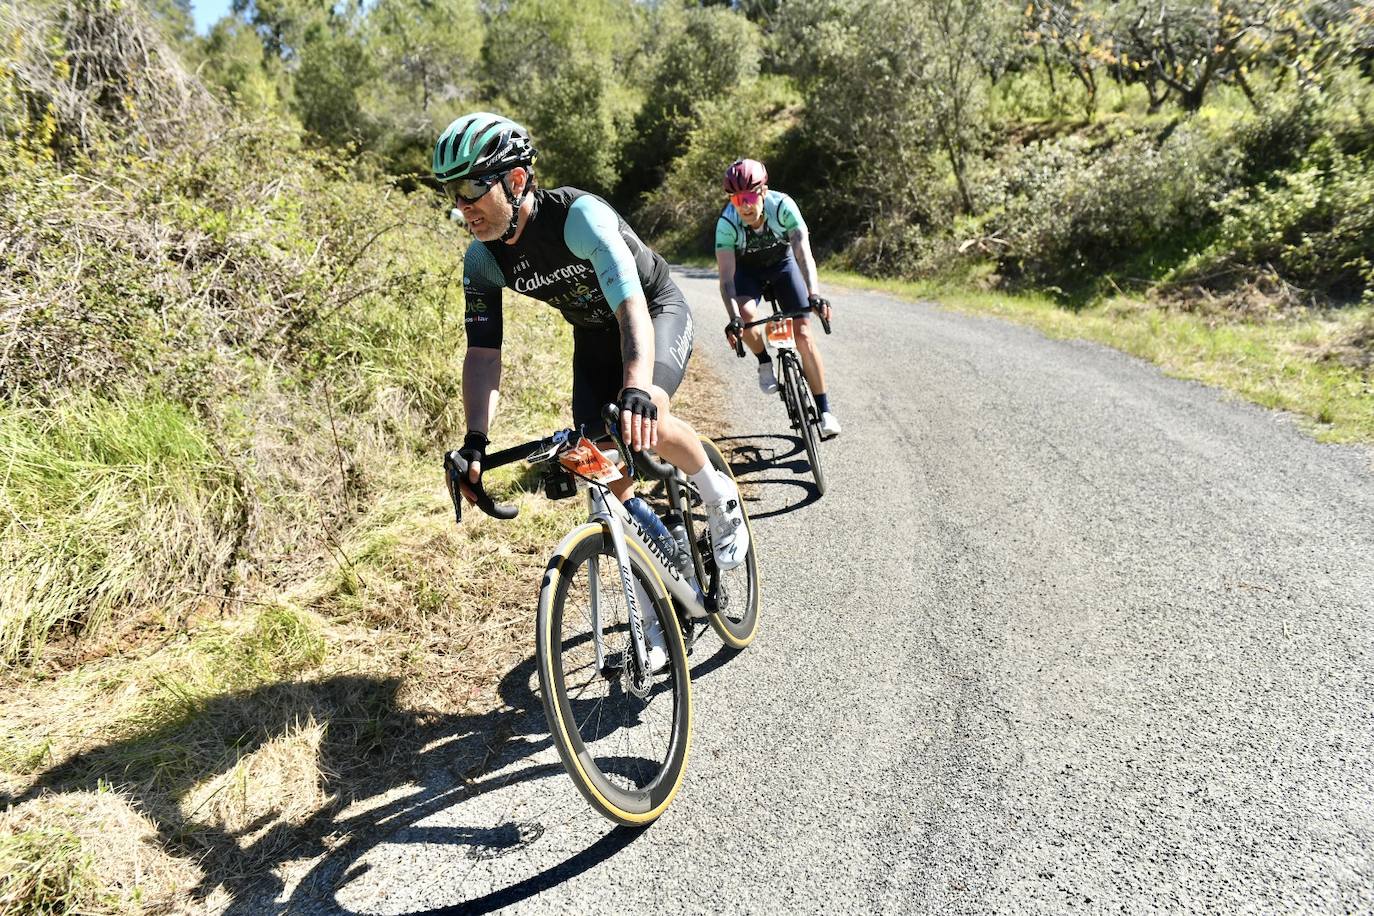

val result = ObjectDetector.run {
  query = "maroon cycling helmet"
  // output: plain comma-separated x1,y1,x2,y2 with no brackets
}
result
723,158,768,195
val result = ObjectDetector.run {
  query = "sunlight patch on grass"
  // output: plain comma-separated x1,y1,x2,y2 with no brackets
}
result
825,269,1374,445
0,785,199,915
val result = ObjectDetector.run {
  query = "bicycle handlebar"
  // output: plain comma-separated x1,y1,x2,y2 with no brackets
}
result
444,448,522,522
731,306,832,357
444,402,676,522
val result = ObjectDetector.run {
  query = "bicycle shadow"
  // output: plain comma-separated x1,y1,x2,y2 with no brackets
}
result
3,638,741,914
284,638,740,915
714,433,822,517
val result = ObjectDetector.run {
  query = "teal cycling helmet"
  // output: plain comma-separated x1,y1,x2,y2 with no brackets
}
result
433,112,536,182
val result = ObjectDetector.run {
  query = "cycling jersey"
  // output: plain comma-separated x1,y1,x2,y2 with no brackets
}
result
460,186,693,433
715,190,807,270
462,187,679,348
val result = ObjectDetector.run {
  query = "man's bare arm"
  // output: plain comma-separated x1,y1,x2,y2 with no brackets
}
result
462,347,502,436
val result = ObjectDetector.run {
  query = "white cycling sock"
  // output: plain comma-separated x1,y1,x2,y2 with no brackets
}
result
689,465,733,504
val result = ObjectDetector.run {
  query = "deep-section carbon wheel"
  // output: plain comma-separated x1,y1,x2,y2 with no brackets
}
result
679,438,760,649
536,525,691,826
781,353,826,496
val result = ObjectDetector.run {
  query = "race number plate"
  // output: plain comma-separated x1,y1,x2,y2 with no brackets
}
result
559,436,623,484
766,317,796,350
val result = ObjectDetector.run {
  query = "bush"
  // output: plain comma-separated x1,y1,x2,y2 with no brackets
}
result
0,397,241,665
0,0,469,666
1199,136,1374,300
635,76,794,254
616,3,762,204
993,125,1229,289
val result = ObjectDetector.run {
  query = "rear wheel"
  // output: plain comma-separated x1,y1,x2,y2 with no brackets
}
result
679,438,760,649
536,524,691,826
781,353,826,496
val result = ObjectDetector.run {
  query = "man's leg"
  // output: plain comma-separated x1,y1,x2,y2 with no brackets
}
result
734,298,780,394
769,257,828,399
647,297,749,569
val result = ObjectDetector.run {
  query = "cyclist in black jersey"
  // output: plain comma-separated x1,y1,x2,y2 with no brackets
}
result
437,112,748,569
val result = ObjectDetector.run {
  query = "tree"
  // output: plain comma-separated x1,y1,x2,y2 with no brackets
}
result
480,0,644,192
361,0,484,175
772,0,974,231
916,0,1004,213
617,3,762,205
200,16,291,115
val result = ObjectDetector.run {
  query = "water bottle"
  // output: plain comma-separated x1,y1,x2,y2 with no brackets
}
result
624,497,678,566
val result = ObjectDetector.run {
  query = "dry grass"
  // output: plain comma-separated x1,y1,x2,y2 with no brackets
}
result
0,787,200,915
0,293,738,912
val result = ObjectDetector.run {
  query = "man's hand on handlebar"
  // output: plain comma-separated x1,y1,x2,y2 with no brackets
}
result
455,430,487,504
618,386,658,453
725,317,743,344
725,318,745,357
808,293,832,323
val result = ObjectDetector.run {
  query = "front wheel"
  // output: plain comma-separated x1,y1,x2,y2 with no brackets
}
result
780,353,826,496
536,524,691,826
680,437,760,649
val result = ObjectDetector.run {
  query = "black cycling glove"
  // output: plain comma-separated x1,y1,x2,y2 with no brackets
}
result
458,430,488,480
724,318,744,342
807,294,830,312
618,387,658,423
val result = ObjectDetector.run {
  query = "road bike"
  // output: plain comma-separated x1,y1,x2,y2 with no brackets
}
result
443,405,759,826
731,282,833,495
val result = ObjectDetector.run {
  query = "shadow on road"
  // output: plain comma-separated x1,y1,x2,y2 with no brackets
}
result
5,636,742,914
715,433,822,516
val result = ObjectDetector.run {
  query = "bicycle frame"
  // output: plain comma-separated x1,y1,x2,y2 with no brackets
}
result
443,412,717,680
580,480,713,674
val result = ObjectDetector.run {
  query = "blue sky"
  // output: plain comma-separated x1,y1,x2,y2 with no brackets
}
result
191,0,235,34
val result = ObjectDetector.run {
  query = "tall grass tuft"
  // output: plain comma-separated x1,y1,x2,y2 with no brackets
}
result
0,397,241,667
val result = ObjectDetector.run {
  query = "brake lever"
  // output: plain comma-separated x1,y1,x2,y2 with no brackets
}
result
443,451,465,523
443,450,520,522
811,300,833,335
600,403,637,479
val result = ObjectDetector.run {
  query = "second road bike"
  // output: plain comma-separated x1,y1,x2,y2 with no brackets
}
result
732,280,833,495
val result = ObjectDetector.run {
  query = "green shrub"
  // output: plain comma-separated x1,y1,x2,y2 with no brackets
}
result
616,3,763,204
0,397,240,666
0,0,474,666
993,125,1229,290
635,76,795,255
1198,136,1374,300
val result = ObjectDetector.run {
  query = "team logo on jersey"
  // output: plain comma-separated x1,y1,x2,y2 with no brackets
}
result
513,262,592,295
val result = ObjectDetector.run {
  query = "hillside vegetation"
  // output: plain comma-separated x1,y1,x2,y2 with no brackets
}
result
1,0,1371,910
0,1,594,910
181,0,1371,435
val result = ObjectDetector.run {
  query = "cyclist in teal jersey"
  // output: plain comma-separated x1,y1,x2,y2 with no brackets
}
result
438,112,748,569
715,158,840,439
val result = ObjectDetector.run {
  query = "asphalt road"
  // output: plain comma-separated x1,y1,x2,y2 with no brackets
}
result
280,267,1374,915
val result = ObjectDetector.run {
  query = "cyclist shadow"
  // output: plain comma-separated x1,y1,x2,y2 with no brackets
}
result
282,638,742,915
2,637,742,914
714,433,822,518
